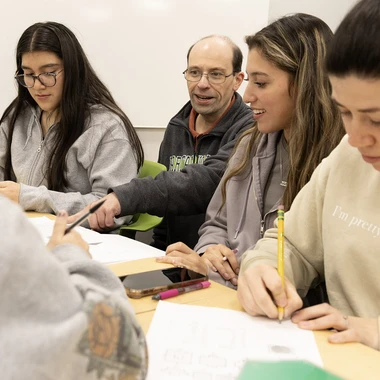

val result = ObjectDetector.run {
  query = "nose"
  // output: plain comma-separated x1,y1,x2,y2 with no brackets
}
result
197,74,211,89
346,118,375,149
243,81,258,105
33,78,47,90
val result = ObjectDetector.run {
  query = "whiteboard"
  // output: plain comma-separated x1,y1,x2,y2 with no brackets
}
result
1,0,269,127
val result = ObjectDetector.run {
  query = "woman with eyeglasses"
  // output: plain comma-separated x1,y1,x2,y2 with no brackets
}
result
0,21,143,220
157,14,344,301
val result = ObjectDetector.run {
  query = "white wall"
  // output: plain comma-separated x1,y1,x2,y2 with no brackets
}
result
268,0,358,31
139,0,359,160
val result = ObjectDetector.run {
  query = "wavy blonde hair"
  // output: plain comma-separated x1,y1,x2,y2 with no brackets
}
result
221,13,344,211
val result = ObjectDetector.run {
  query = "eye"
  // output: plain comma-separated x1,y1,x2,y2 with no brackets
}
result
209,71,224,78
188,69,200,77
254,82,266,88
339,111,351,118
370,119,380,126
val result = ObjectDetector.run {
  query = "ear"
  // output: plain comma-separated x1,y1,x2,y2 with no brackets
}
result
233,71,245,91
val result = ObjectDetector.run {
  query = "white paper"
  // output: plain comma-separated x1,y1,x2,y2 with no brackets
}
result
29,216,103,244
29,216,163,264
146,302,323,380
89,233,163,264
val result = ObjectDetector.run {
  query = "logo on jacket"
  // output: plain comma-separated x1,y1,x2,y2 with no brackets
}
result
169,154,210,171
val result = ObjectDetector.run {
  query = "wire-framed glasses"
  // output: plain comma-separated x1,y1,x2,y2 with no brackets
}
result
15,69,64,88
183,69,234,84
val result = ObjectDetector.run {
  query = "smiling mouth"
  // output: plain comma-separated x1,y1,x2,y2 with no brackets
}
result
195,94,213,100
253,109,266,115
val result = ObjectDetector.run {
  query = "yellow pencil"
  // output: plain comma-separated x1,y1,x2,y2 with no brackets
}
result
277,205,285,323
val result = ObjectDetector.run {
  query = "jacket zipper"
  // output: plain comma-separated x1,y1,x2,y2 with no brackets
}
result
27,140,44,183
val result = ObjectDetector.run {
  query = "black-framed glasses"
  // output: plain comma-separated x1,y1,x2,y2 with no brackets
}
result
183,69,234,84
15,69,64,88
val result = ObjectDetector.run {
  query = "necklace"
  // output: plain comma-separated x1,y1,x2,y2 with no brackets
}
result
279,138,288,187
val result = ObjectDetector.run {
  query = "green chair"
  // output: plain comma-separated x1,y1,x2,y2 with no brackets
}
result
119,160,166,239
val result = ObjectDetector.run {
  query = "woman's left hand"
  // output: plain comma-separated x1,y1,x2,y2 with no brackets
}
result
156,242,209,275
292,303,378,350
0,181,21,203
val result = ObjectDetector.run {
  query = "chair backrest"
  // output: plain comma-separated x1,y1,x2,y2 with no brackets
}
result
119,160,167,239
139,160,167,179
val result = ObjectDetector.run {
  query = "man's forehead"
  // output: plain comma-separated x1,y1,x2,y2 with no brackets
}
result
188,38,233,68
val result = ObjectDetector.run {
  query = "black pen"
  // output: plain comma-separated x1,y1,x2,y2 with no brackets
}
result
64,199,105,234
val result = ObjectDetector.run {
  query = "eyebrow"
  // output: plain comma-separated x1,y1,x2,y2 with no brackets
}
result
21,63,60,70
247,71,269,77
188,65,227,71
333,99,380,113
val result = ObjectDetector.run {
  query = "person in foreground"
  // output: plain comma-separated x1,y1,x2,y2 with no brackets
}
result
238,0,380,350
70,35,253,248
157,14,344,292
0,195,147,379
0,22,143,219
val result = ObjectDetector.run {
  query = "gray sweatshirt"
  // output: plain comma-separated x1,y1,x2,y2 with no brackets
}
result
194,131,287,288
0,104,138,215
0,196,148,379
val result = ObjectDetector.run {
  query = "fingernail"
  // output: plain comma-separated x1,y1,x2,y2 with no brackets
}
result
231,278,238,286
232,249,238,254
329,334,339,342
57,210,65,217
298,321,309,328
156,257,164,261
235,267,240,275
211,266,217,272
223,273,230,279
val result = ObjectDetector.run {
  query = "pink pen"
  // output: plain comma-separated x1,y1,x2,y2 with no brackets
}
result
152,281,211,300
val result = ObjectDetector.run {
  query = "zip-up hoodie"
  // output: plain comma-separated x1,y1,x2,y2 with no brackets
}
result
241,135,380,319
0,104,138,216
194,131,285,288
0,196,148,378
112,92,254,249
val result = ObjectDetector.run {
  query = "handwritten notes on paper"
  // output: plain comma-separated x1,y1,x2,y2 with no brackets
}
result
146,302,323,379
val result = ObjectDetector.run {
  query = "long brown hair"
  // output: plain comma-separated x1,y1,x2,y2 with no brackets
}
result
221,13,344,211
1,22,144,191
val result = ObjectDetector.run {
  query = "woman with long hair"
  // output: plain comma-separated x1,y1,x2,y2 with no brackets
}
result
0,21,143,219
238,0,380,350
157,14,344,293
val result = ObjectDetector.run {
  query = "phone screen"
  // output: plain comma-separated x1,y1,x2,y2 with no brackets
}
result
122,267,208,298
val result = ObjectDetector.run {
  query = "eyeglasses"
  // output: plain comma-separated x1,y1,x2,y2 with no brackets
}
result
15,69,64,88
183,69,234,84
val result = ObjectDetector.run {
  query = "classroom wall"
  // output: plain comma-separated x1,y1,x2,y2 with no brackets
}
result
138,0,359,161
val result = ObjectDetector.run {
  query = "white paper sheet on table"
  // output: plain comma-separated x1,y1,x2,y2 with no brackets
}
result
28,216,163,264
29,216,103,244
146,302,323,380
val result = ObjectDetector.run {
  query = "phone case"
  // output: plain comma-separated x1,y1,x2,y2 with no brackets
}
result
123,268,208,299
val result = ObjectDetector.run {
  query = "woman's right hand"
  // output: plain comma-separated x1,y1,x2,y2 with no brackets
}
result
47,210,90,257
237,263,302,319
202,244,239,286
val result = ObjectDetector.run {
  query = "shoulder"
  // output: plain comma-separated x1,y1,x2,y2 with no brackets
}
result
83,105,129,140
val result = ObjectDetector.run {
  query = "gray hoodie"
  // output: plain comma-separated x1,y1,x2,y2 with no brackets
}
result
0,104,138,215
0,196,148,379
194,131,287,288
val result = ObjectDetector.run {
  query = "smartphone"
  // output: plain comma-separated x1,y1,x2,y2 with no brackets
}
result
122,267,208,299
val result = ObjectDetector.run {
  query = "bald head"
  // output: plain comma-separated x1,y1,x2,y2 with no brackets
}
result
187,35,243,73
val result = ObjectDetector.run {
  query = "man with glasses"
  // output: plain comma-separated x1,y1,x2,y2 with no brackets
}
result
73,35,253,250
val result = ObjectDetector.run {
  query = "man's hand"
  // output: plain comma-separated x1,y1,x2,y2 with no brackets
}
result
0,181,20,203
237,263,302,319
202,244,239,286
47,210,90,256
67,193,121,231
156,242,208,275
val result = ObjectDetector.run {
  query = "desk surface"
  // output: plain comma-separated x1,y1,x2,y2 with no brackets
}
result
26,212,380,379
112,258,380,380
